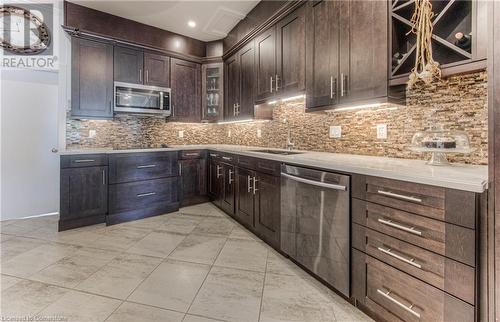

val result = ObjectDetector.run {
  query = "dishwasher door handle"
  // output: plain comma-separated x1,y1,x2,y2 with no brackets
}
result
281,172,347,191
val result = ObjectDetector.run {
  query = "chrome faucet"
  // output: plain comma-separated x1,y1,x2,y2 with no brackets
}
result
284,119,294,150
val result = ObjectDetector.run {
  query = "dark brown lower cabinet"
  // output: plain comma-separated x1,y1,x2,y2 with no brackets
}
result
59,165,108,231
235,167,256,227
220,163,236,215
180,157,208,207
208,156,223,207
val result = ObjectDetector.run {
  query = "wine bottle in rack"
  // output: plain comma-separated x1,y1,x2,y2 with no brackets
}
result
454,32,472,51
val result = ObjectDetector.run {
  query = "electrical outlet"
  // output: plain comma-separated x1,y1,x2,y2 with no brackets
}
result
329,126,342,138
377,124,387,139
178,130,184,138
228,130,231,138
257,129,262,138
88,130,96,138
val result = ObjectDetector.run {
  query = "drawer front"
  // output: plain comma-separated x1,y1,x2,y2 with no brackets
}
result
352,249,474,322
237,155,256,170
179,150,205,159
109,177,179,214
109,152,178,184
352,175,476,228
61,154,108,168
353,199,475,266
352,224,475,304
255,158,281,176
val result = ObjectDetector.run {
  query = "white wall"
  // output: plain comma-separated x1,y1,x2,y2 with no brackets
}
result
0,0,69,220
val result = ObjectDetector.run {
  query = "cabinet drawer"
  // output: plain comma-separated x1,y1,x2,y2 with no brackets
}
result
353,199,475,267
352,224,475,304
179,150,205,159
352,175,476,228
255,159,281,176
237,155,256,170
109,177,179,214
352,249,474,322
61,154,108,168
109,152,178,184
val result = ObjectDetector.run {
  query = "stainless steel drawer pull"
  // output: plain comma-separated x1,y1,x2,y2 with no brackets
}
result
377,246,422,269
229,169,234,184
210,153,218,157
222,156,232,161
74,159,95,163
137,164,156,169
377,289,421,318
253,177,258,195
281,172,347,191
137,192,156,198
184,153,199,156
378,218,422,236
377,190,422,203
247,175,252,193
102,170,106,185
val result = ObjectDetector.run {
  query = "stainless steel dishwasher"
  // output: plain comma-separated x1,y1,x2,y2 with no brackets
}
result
281,164,350,297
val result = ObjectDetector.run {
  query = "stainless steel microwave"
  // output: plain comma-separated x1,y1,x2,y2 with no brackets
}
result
114,82,171,116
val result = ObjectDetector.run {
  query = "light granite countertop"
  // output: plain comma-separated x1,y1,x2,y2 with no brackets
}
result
61,145,488,193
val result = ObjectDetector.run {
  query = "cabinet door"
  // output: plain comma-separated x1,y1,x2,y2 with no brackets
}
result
339,0,388,104
170,58,202,122
255,27,277,103
144,53,170,87
235,167,255,228
180,158,207,206
202,63,224,122
114,46,144,84
238,41,256,119
224,53,240,120
305,0,340,110
221,163,236,215
71,38,113,118
254,172,281,248
60,166,108,221
276,5,306,96
208,158,222,206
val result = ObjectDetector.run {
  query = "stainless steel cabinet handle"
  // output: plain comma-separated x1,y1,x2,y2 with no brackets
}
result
102,169,106,185
247,175,252,193
233,103,236,116
253,177,258,195
281,172,347,191
145,70,149,83
179,163,182,176
137,192,156,198
377,190,422,203
139,69,143,82
184,152,200,157
270,76,274,93
376,289,421,318
229,169,234,184
275,74,280,91
378,218,422,236
340,73,344,97
377,246,422,269
216,165,222,178
330,76,333,99
137,164,156,169
74,159,95,163
210,153,218,157
222,156,232,161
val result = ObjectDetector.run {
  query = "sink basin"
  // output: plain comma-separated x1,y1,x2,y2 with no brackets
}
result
251,149,304,155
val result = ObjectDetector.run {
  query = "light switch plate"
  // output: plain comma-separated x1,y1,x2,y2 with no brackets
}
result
329,126,342,138
377,124,387,139
88,130,96,138
178,130,184,138
257,129,262,138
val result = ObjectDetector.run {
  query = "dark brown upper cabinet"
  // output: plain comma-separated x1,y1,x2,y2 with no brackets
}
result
255,6,306,104
306,0,395,111
114,46,170,87
144,53,170,87
305,0,340,110
202,62,224,122
170,58,202,122
71,37,114,119
255,28,277,103
114,46,144,84
224,41,256,121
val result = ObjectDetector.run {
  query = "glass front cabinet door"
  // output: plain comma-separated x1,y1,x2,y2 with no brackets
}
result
202,62,224,122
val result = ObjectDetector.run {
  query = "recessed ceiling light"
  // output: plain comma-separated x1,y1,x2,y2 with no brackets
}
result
188,20,196,28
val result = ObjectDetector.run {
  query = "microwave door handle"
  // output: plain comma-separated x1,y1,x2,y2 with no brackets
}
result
160,93,164,110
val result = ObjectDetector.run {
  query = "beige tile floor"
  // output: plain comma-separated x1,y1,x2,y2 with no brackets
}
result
0,203,372,322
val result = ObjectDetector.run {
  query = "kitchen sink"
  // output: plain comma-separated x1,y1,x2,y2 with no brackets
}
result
251,149,304,155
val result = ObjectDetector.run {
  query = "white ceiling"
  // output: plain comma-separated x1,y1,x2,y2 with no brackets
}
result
70,0,260,41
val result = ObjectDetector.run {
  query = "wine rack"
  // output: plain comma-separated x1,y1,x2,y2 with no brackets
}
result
390,0,487,84
201,62,224,122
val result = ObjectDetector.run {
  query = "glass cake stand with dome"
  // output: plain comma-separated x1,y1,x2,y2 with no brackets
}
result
409,126,475,166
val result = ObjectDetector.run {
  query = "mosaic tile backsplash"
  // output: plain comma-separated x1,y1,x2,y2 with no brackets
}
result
66,71,488,165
